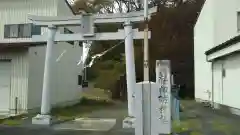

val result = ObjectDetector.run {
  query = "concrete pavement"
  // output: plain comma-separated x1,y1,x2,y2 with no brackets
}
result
1,100,240,135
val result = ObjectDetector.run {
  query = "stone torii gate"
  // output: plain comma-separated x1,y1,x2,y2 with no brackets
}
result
29,7,157,125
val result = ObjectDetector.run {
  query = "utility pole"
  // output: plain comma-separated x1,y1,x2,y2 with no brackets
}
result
142,1,151,135
143,0,149,81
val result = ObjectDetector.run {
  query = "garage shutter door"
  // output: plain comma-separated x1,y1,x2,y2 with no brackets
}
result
0,61,11,114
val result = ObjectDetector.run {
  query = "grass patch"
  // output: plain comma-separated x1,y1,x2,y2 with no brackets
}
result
173,121,189,133
0,115,28,126
211,119,235,135
173,119,202,133
1,119,22,126
81,87,111,101
190,131,203,135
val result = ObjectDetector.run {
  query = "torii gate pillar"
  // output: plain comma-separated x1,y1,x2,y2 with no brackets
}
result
32,25,57,125
124,21,136,117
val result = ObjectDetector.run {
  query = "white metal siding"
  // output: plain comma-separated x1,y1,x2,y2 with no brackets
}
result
51,42,82,105
194,0,215,101
221,53,240,109
57,0,74,16
28,42,82,109
0,0,58,40
0,50,29,114
214,0,240,46
57,0,82,34
27,46,46,109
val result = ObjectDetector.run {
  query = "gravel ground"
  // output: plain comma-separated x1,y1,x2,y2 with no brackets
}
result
176,100,240,135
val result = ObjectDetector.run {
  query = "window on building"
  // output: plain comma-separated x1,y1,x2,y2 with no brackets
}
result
9,24,19,38
4,25,10,38
19,24,32,38
237,12,240,31
31,25,41,35
4,23,41,38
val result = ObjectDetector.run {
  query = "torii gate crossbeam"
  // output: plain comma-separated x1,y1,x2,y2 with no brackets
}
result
32,29,151,42
28,7,157,26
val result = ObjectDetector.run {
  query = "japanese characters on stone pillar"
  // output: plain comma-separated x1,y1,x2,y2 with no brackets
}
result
151,60,172,134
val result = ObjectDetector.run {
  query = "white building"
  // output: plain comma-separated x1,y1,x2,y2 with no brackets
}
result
0,0,83,116
194,0,240,114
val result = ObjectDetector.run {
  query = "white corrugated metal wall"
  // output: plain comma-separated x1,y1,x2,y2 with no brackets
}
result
51,42,82,105
55,0,83,105
57,0,84,91
28,42,82,109
0,0,58,40
57,0,74,16
27,46,46,110
0,50,29,114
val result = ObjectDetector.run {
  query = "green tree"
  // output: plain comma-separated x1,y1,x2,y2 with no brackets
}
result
71,0,113,13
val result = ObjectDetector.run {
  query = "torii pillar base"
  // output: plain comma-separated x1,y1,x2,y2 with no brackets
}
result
32,114,53,125
122,116,136,128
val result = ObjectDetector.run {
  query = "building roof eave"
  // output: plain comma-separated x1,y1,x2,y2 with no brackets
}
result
205,35,240,56
0,42,46,49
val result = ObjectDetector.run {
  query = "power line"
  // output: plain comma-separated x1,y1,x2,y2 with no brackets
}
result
83,30,133,68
